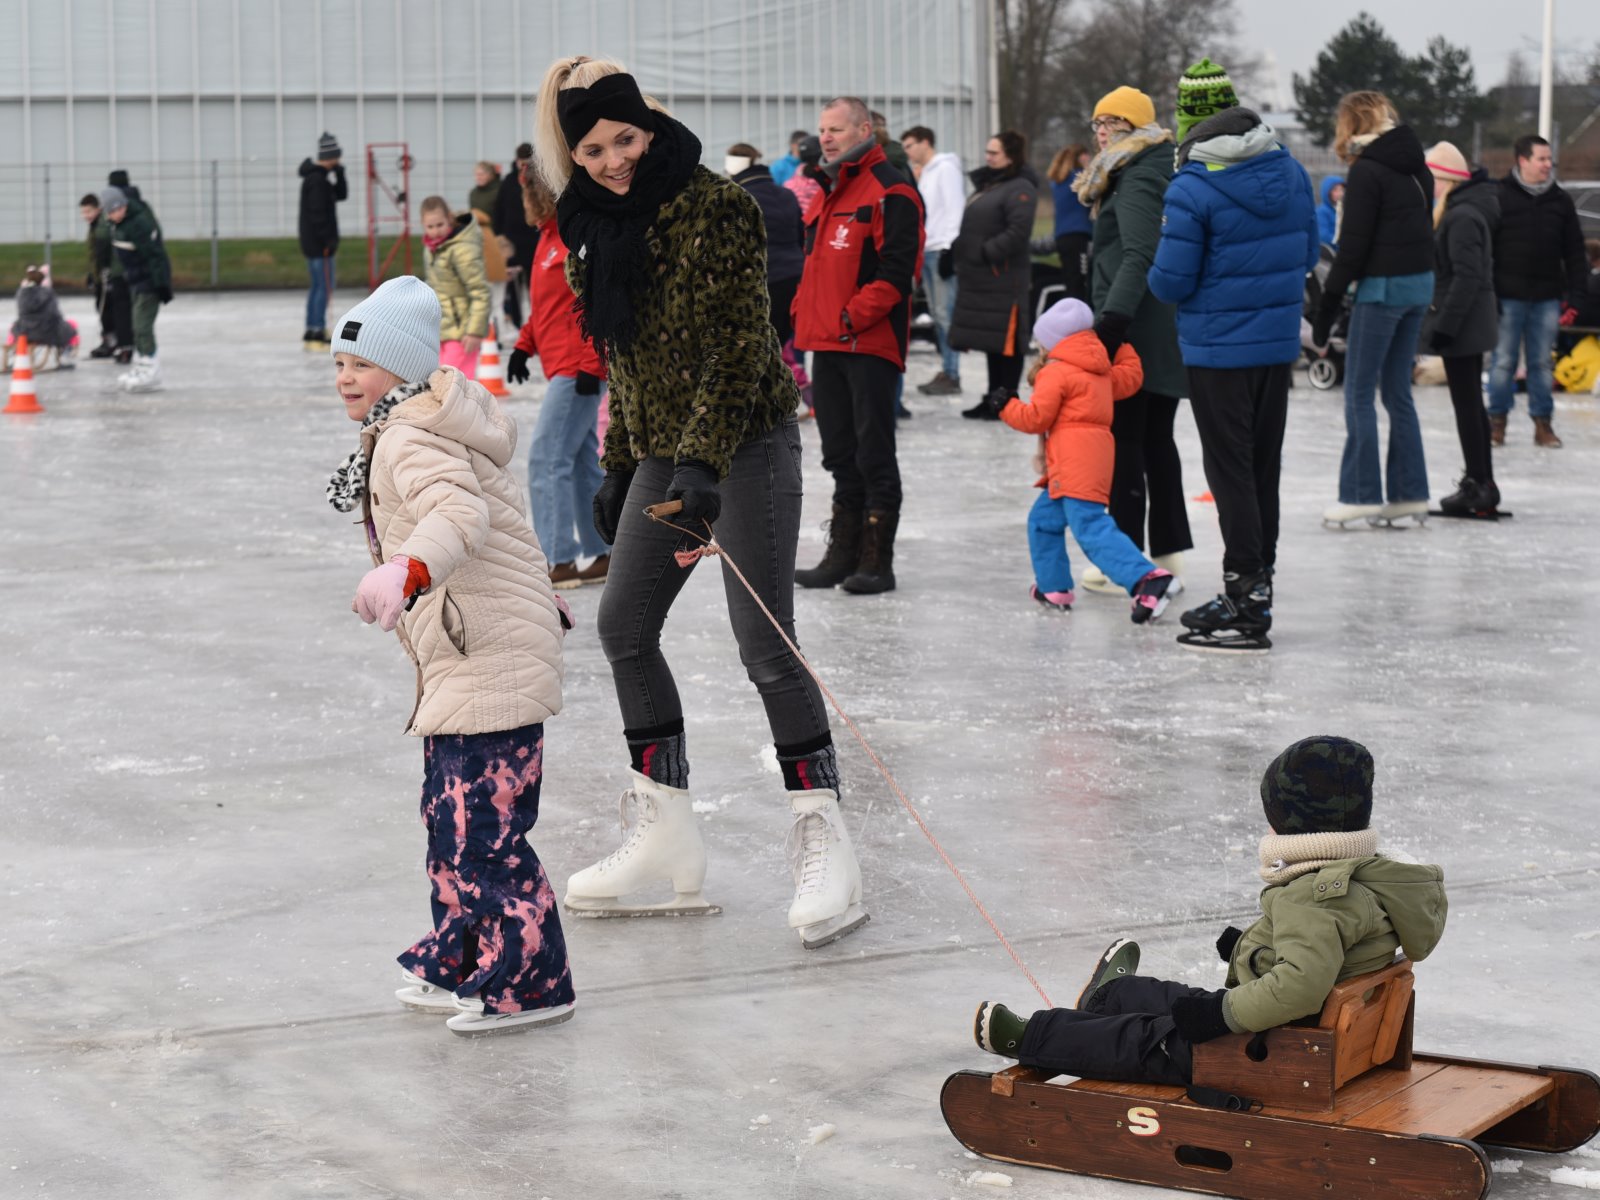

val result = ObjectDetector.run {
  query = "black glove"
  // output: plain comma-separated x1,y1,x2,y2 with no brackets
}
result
575,370,602,396
1215,926,1243,963
1094,311,1132,357
1310,299,1337,350
937,245,957,279
506,348,531,384
1171,991,1233,1045
665,460,721,528
591,469,634,546
156,285,174,304
85,272,96,288
981,386,1015,418
1430,330,1454,354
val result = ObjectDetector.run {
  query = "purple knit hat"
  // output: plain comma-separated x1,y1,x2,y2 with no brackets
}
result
1032,298,1094,350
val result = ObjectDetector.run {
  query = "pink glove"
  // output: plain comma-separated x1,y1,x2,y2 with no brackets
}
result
353,558,410,631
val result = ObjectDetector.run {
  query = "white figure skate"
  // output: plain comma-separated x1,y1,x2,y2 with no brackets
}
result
785,789,869,949
562,772,720,917
446,995,575,1037
1367,500,1429,528
394,970,459,1013
1078,565,1120,595
120,353,164,393
1322,502,1384,528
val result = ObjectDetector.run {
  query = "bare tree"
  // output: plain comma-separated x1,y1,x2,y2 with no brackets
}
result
996,0,1079,155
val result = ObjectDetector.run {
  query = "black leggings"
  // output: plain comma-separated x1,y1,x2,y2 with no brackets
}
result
1108,391,1193,557
1054,233,1090,302
1443,353,1494,483
986,351,1024,396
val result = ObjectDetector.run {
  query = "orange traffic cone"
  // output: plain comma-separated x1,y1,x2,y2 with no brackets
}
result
4,335,43,414
477,320,510,398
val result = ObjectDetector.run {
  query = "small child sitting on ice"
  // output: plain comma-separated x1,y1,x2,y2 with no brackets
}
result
8,266,79,369
974,736,1448,1085
978,298,1173,623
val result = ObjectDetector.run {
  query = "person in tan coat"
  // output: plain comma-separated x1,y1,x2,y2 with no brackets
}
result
420,196,491,377
325,275,575,1037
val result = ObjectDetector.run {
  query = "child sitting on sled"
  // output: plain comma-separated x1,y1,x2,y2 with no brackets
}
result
974,736,1448,1085
975,297,1173,624
7,266,80,370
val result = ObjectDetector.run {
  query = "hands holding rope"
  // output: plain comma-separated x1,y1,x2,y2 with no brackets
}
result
592,461,722,545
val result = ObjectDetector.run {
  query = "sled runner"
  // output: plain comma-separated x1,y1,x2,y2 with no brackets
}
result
942,959,1599,1199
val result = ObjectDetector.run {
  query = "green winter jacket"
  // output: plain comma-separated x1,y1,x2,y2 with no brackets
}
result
1090,141,1185,399
1222,855,1448,1034
569,166,799,478
88,214,117,284
426,214,491,342
109,199,170,294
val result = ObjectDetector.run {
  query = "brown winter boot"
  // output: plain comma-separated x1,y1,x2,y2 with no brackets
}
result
1532,416,1563,449
841,510,899,594
1489,413,1507,447
795,504,864,589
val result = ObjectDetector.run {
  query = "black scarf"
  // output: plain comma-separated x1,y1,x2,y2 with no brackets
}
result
555,115,703,361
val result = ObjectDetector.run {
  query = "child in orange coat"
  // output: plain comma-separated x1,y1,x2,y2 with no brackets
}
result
985,298,1174,623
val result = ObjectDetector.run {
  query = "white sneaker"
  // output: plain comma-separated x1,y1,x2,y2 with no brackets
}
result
395,970,459,1013
1151,552,1185,598
123,354,163,393
446,995,575,1036
1079,566,1120,595
562,772,719,916
1322,502,1384,527
785,788,869,949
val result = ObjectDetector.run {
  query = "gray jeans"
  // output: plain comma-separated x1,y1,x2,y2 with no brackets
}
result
596,418,831,750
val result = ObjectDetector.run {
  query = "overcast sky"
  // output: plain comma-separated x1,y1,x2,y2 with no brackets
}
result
1231,0,1586,111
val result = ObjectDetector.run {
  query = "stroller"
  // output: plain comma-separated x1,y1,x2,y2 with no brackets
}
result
1301,244,1350,390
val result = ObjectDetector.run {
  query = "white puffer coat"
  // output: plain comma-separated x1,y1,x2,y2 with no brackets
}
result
360,367,563,735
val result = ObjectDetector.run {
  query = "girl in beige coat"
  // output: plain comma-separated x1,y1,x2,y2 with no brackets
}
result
326,274,575,1037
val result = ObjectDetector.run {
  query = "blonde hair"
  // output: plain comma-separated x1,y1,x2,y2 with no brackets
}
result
1025,348,1051,387
1333,91,1399,163
523,170,556,227
1047,144,1089,184
419,195,453,219
533,55,671,193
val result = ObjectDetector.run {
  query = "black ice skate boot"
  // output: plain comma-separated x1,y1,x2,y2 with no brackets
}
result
1176,569,1272,653
795,505,863,589
841,510,898,594
1437,476,1502,519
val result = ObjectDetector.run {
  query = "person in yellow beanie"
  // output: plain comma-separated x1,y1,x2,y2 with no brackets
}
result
1070,86,1192,595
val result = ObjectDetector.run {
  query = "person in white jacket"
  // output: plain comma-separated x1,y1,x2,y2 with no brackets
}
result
902,126,966,394
325,275,576,1037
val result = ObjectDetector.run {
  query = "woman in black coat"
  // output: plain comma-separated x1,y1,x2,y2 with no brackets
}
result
728,143,805,348
1419,143,1502,517
949,130,1039,416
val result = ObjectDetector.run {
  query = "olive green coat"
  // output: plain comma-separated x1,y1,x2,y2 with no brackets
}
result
426,214,491,342
1089,142,1186,399
568,166,798,478
1222,856,1448,1034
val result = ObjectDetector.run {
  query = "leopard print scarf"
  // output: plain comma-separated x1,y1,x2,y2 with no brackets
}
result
326,380,429,512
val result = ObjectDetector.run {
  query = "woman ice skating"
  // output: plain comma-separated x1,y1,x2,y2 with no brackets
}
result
977,297,1174,623
1074,86,1192,593
326,275,575,1036
1420,142,1504,519
535,57,866,949
1311,92,1434,528
420,196,492,378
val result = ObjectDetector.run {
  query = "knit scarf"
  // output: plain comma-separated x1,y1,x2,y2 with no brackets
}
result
1258,829,1380,886
1073,124,1174,217
326,380,430,512
1179,108,1276,168
1512,165,1555,197
555,114,702,362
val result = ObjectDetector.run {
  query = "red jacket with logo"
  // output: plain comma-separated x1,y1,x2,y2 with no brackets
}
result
514,217,605,380
793,143,925,369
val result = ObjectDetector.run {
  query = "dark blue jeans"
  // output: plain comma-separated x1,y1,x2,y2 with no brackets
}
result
306,256,336,330
1338,301,1428,505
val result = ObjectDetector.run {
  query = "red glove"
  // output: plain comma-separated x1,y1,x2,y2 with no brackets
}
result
1559,305,1579,327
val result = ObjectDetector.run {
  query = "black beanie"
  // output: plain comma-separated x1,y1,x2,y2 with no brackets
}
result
1260,736,1374,835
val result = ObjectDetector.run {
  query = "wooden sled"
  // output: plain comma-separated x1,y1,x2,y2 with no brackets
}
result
942,959,1599,1199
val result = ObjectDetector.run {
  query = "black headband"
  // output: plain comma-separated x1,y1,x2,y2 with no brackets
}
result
558,73,656,148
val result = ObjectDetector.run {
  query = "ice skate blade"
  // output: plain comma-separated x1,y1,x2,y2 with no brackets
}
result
395,989,459,1014
796,904,870,950
446,1002,576,1037
562,892,722,918
1176,632,1271,654
1430,508,1513,520
1365,516,1427,529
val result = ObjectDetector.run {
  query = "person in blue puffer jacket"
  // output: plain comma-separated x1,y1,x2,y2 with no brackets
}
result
1148,87,1318,654
1317,176,1344,248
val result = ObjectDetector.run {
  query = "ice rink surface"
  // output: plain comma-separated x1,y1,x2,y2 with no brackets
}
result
3,292,1598,1199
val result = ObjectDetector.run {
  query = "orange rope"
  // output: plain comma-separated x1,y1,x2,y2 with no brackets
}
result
651,513,1054,1008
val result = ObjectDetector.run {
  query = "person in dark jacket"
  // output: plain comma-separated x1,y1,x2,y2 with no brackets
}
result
102,184,171,393
1316,176,1344,247
1149,93,1320,654
1074,86,1191,589
950,130,1039,417
467,161,501,219
80,193,128,359
1420,144,1503,517
794,96,925,595
1311,92,1434,526
728,143,805,350
1047,144,1093,301
492,144,540,329
1487,134,1587,449
298,132,347,351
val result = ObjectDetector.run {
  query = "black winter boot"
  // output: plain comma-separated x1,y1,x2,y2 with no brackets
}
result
841,510,898,594
795,504,864,589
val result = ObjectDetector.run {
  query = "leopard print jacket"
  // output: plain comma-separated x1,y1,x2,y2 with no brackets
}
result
568,166,799,478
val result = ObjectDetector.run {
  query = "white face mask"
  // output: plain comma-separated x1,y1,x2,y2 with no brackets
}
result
725,155,753,177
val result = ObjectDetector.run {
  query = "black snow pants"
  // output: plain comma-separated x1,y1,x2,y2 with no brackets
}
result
1018,975,1213,1086
1186,363,1291,578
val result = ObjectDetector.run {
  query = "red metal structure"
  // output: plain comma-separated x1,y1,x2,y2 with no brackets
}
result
366,142,415,291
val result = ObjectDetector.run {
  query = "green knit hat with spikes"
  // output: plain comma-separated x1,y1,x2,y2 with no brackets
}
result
1176,58,1239,144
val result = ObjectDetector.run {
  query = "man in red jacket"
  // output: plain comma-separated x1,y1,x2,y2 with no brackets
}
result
794,95,925,595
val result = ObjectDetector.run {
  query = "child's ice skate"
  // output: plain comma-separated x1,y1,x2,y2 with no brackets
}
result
395,970,459,1013
1130,569,1173,624
445,995,575,1037
1368,500,1428,529
1321,502,1383,528
1029,584,1074,612
1177,571,1272,654
785,788,869,949
973,1000,1028,1056
562,772,721,917
1074,936,1140,1008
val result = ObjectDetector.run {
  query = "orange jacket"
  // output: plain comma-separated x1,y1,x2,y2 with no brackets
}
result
998,331,1143,504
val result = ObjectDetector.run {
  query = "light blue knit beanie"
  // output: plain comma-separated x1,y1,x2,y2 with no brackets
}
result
330,276,441,384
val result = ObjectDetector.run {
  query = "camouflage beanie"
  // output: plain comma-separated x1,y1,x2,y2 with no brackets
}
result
1260,736,1374,834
